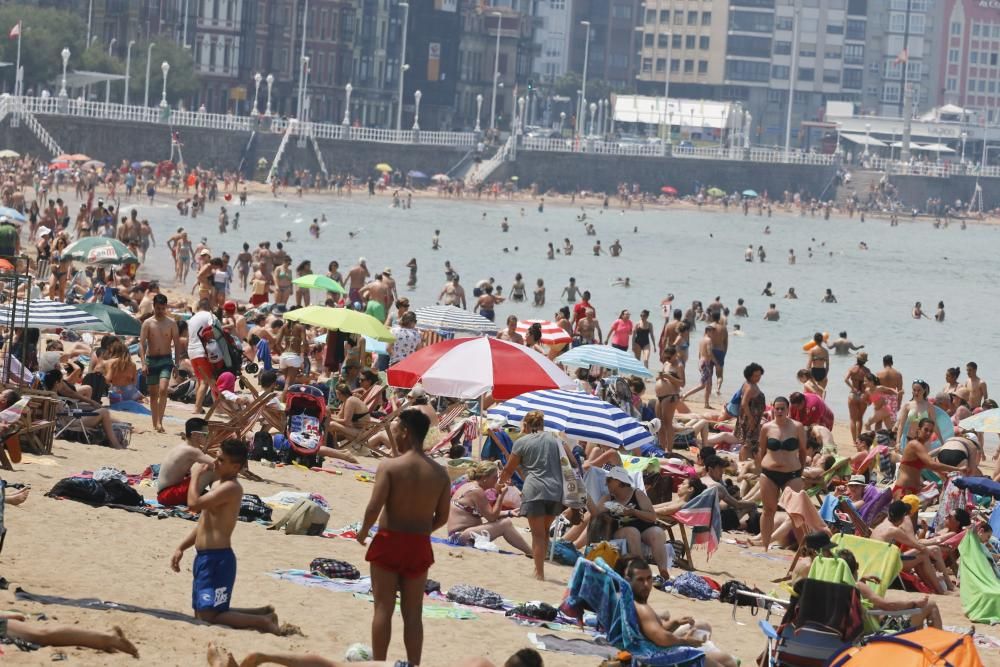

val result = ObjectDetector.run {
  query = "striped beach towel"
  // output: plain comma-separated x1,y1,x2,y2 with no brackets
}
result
673,486,721,559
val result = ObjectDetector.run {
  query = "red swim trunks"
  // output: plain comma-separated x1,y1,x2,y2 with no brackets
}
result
365,530,434,579
250,293,268,306
157,476,191,506
191,357,215,384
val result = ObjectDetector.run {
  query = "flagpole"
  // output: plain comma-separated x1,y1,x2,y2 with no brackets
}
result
13,22,20,96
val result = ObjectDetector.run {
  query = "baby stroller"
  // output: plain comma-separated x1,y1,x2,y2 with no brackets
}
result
285,384,326,467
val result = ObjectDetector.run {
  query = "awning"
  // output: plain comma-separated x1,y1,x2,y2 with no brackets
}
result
915,143,956,153
839,132,888,148
54,70,127,88
612,95,734,129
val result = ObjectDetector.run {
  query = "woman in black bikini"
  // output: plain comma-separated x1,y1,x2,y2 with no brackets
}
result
595,466,672,582
655,346,684,452
756,395,807,550
631,309,655,367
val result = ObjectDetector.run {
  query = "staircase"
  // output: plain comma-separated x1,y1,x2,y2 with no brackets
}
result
266,121,297,183
237,130,257,177
309,133,329,181
457,136,513,185
0,98,63,157
445,148,477,180
836,168,883,207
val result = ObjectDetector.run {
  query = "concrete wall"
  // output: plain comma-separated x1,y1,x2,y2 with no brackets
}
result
496,150,839,198
888,174,1000,211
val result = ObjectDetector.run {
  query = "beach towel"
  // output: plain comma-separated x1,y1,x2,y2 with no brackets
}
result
527,633,619,659
673,486,722,559
255,338,273,371
563,557,705,666
270,569,373,594
779,487,827,538
15,588,204,625
830,533,901,597
958,530,1000,623
991,504,1000,536
480,428,523,489
350,593,478,619
858,486,893,526
819,494,839,524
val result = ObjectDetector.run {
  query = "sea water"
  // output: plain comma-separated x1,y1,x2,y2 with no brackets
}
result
138,192,1000,410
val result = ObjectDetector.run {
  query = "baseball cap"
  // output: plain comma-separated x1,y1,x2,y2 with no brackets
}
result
223,300,237,312
606,467,633,487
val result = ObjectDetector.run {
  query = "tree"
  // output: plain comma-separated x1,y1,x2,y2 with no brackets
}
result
0,5,87,94
551,72,615,106
127,40,198,107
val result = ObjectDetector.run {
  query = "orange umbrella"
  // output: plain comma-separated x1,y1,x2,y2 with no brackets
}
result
67,153,91,162
828,627,983,667
0,258,14,271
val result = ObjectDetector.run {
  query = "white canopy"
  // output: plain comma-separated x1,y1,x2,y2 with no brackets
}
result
612,95,734,129
916,143,956,153
840,132,888,147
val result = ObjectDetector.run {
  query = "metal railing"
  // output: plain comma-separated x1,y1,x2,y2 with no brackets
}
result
867,156,1000,179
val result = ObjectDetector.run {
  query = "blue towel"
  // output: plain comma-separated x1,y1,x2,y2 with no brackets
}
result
990,504,1000,536
819,494,839,524
256,339,273,371
481,429,522,489
109,400,152,415
564,558,704,666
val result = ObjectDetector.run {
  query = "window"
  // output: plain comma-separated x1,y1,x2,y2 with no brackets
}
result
659,9,669,22
971,51,979,65
672,34,682,48
798,67,814,81
644,33,654,46
699,36,710,49
825,45,842,59
684,59,694,72
889,12,906,33
674,12,683,24
801,18,818,33
776,17,792,30
843,68,862,89
771,64,789,79
612,3,632,19
799,43,816,57
671,58,679,71
725,59,770,81
646,9,655,23
951,22,962,36
823,69,840,83
698,60,708,73
656,58,666,71
728,35,772,58
657,33,669,47
846,19,866,40
882,81,901,102
973,23,981,37
946,77,957,91
730,0,775,6
642,57,652,73
844,43,864,65
685,35,695,48
826,23,844,35
948,48,959,64
774,41,791,55
702,12,712,25
688,11,697,25
885,59,902,79
909,14,926,35
729,11,774,32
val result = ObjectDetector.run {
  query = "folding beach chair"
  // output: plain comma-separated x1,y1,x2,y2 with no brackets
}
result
342,399,410,457
204,390,278,452
774,487,829,582
830,533,904,596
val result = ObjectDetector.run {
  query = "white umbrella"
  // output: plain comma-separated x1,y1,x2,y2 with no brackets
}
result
414,305,499,335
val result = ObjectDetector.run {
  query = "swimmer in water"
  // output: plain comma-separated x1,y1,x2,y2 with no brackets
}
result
821,288,837,303
432,229,441,250
611,277,631,287
784,287,798,299
913,301,929,319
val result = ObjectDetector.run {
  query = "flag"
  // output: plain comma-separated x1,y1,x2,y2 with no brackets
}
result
8,21,20,40
895,48,908,64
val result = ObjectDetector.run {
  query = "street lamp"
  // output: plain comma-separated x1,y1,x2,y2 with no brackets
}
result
343,83,352,125
299,56,310,121
589,102,597,136
143,42,156,107
265,74,274,116
160,61,170,108
475,93,483,132
413,90,422,130
395,2,410,131
578,20,591,142
124,40,135,105
864,123,871,158
559,111,566,133
60,48,70,98
597,99,604,137
961,131,968,163
104,38,117,104
252,72,262,115
489,11,502,131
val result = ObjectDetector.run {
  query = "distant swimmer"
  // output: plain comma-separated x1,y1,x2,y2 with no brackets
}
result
745,245,754,262
563,238,574,256
784,287,798,299
764,226,771,235
858,241,869,250
732,324,744,336
757,245,767,262
734,298,749,317
763,304,780,321
593,240,604,256
432,229,440,250
284,231,293,243
761,282,774,297
562,277,581,303
935,301,945,322
611,277,631,287
913,301,929,319
609,239,622,257
829,331,864,356
501,220,509,232
821,288,838,303
788,249,796,264
547,243,555,260
538,198,544,213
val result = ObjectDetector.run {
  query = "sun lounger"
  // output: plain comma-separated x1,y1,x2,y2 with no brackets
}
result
204,390,278,452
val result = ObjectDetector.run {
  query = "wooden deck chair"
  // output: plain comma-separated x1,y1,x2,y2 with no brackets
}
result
342,400,410,457
427,416,478,457
773,487,830,583
358,383,386,413
836,497,873,538
204,390,278,451
436,401,467,431
658,517,695,571
203,372,260,421
13,394,58,456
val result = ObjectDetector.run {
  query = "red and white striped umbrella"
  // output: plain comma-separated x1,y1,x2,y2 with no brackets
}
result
516,319,572,345
387,337,574,400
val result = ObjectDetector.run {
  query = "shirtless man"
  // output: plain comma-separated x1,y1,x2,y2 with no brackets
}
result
357,410,450,665
236,243,253,291
172,439,292,633
875,354,904,420
140,294,181,433
829,331,864,356
575,308,601,345
346,258,370,304
708,311,728,394
157,418,215,505
561,277,582,303
381,269,397,306
497,315,524,345
683,326,715,408
871,500,953,594
965,361,988,408
807,332,830,392
438,276,467,309
659,309,684,364
474,284,503,322
763,303,780,321
360,275,391,323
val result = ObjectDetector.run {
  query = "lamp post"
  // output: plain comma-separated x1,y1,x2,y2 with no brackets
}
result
60,48,70,98
252,72,262,115
124,40,135,106
265,74,274,116
961,131,968,163
559,111,566,133
864,122,871,158
143,42,156,107
395,1,410,131
588,102,597,136
783,1,800,160
489,10,502,131
160,61,170,108
578,20,591,142
413,90,422,130
296,0,309,116
104,38,116,104
475,93,483,132
343,83,352,125
597,99,604,138
300,56,310,121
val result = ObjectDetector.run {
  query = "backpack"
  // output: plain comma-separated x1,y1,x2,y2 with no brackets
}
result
239,494,272,522
310,557,361,580
585,541,621,569
267,499,330,536
551,539,581,566
725,387,743,417
719,580,766,608
506,601,558,621
250,429,274,462
197,319,243,376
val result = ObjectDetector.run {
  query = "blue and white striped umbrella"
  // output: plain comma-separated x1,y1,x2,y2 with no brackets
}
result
556,344,653,378
488,389,654,450
0,299,103,329
414,305,499,334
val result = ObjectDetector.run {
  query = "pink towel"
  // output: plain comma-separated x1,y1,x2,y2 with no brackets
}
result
780,487,827,537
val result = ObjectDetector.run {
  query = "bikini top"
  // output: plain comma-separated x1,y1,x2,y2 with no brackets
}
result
766,437,800,452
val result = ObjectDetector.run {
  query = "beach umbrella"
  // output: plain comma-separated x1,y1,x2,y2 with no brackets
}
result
54,153,74,161
374,163,393,172
952,476,1000,499
407,170,428,179
488,389,654,450
73,303,142,336
0,299,103,329
140,160,156,168
82,159,105,170
515,319,572,345
414,305,499,335
62,237,139,265
706,187,726,197
68,153,91,162
742,189,759,198
130,161,143,169
958,408,1000,433
292,273,346,295
49,160,70,171
660,186,678,195
556,344,653,378
0,207,27,224
0,258,14,271
431,173,450,182
827,627,982,667
387,337,574,400
283,305,395,342
0,149,19,159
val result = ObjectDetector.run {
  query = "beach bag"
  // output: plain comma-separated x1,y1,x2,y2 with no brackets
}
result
558,443,586,509
725,387,743,417
585,541,621,569
720,580,766,609
47,477,108,505
310,557,361,580
551,539,581,566
239,494,272,523
268,499,330,536
100,478,142,506
250,429,273,461
446,584,505,610
506,601,558,621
